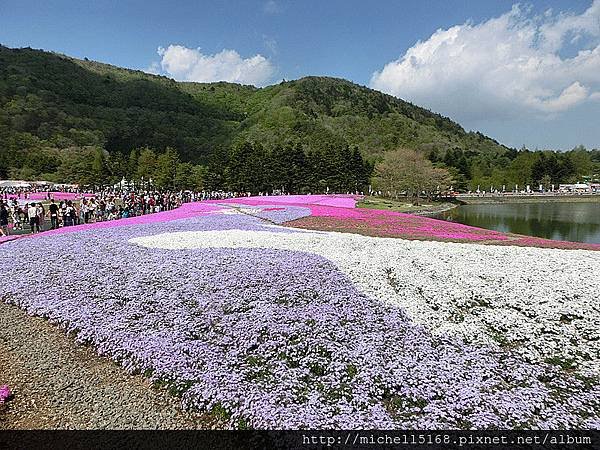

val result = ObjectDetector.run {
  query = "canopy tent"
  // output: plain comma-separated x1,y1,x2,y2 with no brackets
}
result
113,177,134,189
0,180,31,188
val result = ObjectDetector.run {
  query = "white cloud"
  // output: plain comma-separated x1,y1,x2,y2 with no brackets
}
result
591,91,600,101
531,81,588,112
371,1,600,121
263,35,278,55
155,45,275,86
263,0,281,15
145,61,161,75
539,1,600,51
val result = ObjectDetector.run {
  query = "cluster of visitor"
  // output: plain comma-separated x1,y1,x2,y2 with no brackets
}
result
0,185,80,201
197,191,252,201
79,191,185,222
0,200,47,236
1,200,53,236
0,182,313,238
0,192,183,236
0,188,269,237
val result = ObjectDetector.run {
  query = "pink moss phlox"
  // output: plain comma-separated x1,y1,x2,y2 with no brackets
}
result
211,194,359,209
0,385,11,404
213,196,513,242
0,203,225,244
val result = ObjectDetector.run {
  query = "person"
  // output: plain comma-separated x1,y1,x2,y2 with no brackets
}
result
61,201,69,227
96,200,105,222
73,201,80,225
88,199,97,223
0,202,9,236
28,202,40,233
80,199,88,224
65,201,75,227
11,205,21,231
48,199,60,230
36,202,45,232
107,208,118,221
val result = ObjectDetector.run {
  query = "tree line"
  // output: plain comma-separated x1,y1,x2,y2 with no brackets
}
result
4,141,599,200
428,145,600,192
1,142,373,194
373,145,600,205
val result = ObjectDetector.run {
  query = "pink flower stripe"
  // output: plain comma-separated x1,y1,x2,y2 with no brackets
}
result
211,196,508,240
214,194,359,208
0,202,225,244
213,195,600,250
0,235,19,244
304,207,510,241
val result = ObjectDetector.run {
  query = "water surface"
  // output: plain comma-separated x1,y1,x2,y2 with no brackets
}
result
436,202,600,244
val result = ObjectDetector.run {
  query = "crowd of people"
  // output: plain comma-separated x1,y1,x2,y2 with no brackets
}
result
0,188,261,237
0,184,80,200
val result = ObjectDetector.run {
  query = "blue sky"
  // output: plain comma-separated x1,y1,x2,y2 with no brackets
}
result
1,0,599,150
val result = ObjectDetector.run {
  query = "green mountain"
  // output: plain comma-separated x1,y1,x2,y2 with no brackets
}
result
0,44,509,173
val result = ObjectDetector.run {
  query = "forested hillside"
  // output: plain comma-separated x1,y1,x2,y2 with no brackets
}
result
1,45,598,192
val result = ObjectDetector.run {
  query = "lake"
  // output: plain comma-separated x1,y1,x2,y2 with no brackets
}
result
436,201,600,244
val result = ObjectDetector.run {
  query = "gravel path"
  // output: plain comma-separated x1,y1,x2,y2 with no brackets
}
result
0,302,214,429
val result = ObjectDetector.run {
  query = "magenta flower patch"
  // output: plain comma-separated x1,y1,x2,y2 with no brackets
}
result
0,385,12,404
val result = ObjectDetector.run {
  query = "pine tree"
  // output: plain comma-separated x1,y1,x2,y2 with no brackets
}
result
154,147,179,189
136,148,157,186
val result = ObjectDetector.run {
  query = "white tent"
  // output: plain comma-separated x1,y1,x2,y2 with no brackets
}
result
113,177,134,189
0,180,31,188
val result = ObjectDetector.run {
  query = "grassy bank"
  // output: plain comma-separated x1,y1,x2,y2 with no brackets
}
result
357,196,457,215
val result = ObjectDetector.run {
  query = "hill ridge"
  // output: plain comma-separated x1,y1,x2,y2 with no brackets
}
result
0,44,509,186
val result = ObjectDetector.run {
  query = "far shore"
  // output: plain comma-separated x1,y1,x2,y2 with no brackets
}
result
457,194,600,205
357,193,600,215
357,196,458,216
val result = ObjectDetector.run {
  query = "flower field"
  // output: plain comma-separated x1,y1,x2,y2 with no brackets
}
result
214,195,600,250
0,195,599,429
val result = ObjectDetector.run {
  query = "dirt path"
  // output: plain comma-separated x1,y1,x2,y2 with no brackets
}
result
0,302,215,429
